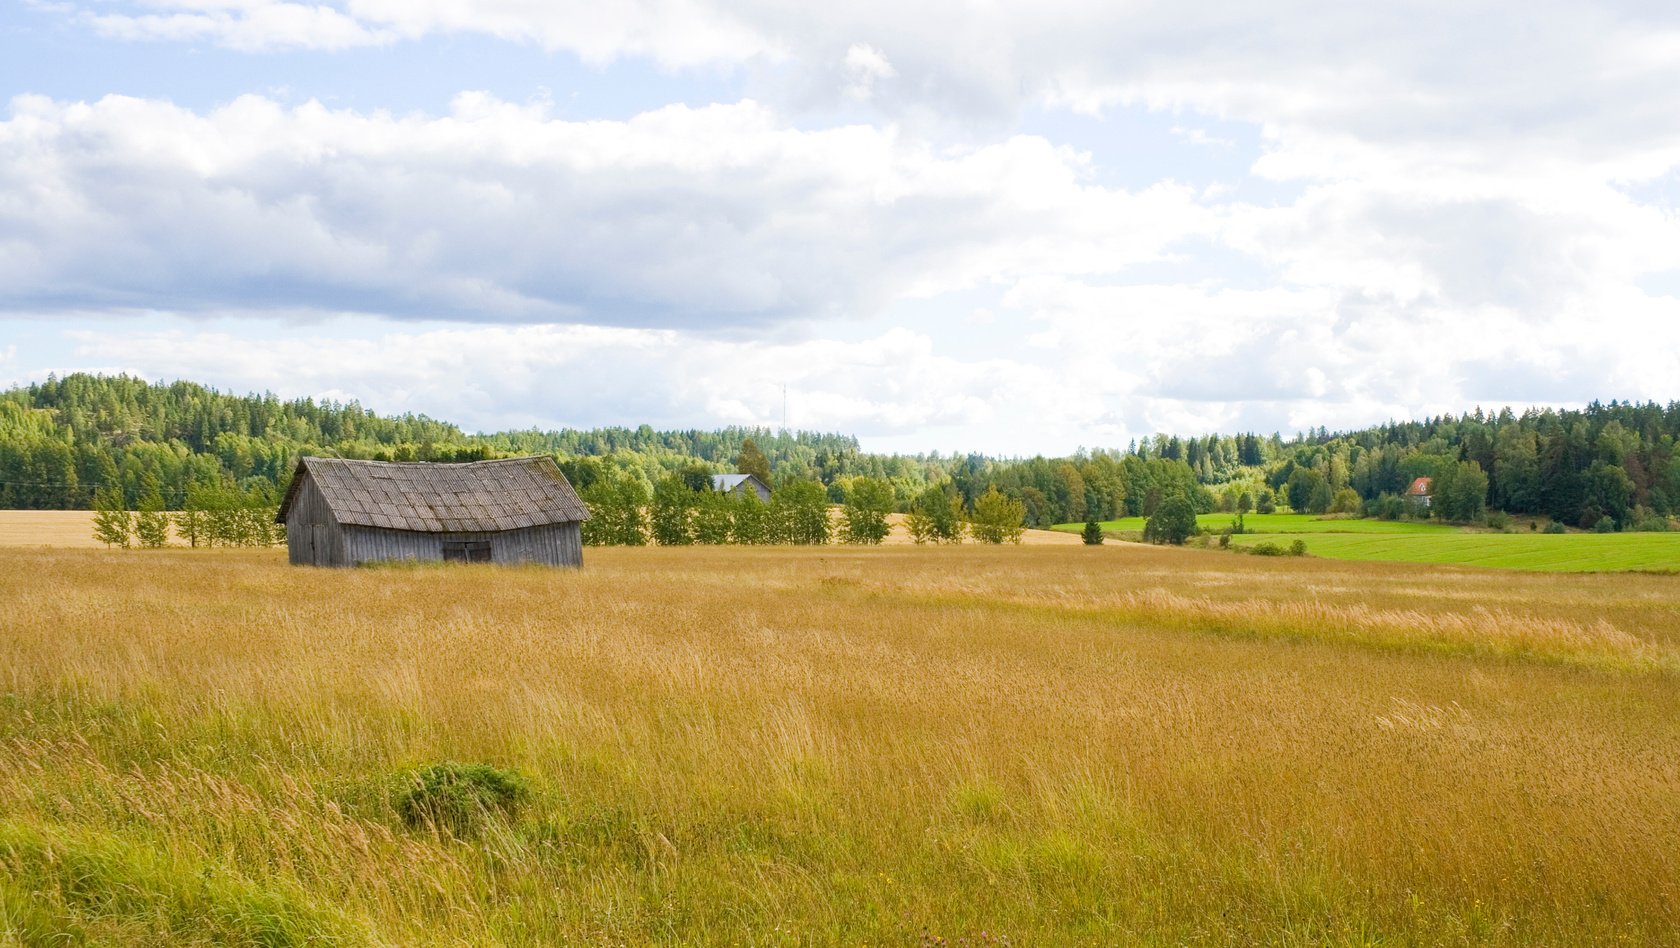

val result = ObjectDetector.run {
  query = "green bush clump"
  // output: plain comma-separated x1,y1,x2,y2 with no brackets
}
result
1593,516,1617,534
1543,521,1567,534
1249,542,1286,556
398,762,530,836
1288,539,1308,557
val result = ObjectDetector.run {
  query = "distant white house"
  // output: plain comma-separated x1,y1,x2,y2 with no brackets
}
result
1406,476,1433,508
711,473,772,502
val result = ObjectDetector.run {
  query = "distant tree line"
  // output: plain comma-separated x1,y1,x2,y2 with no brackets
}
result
1262,404,1680,530
10,375,1679,534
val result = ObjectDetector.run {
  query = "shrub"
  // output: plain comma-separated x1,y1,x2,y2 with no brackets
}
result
1485,511,1510,530
1372,493,1407,520
1543,521,1567,535
1218,531,1231,549
397,762,530,836
1249,541,1286,556
1631,515,1672,533
1289,539,1308,557
1255,489,1277,515
1329,488,1361,514
1081,520,1104,545
1593,516,1617,534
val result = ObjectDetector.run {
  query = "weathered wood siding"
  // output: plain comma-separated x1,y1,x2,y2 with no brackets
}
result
340,522,582,567
283,473,349,566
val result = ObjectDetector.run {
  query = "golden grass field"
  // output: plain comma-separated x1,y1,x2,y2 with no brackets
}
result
2,534,1678,944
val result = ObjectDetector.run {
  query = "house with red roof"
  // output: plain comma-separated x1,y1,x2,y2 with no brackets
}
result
1405,476,1433,509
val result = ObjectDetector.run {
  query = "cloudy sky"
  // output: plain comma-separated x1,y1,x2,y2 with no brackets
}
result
2,1,1678,454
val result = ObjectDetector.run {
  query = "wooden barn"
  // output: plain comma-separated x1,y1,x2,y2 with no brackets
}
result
276,456,590,568
710,472,772,502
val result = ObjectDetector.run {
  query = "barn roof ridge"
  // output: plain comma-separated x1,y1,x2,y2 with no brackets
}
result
276,455,590,531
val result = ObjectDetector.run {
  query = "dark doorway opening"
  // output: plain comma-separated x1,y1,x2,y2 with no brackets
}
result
442,540,492,563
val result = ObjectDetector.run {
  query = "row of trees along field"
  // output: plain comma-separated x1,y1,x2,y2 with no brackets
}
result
89,482,283,549
6,375,1680,531
578,467,1027,546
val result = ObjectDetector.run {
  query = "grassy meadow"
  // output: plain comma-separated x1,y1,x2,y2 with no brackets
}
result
1055,513,1680,572
2,543,1678,945
1057,513,1458,536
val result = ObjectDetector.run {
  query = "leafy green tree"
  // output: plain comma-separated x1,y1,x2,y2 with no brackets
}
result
1286,467,1328,513
91,486,133,548
649,475,696,546
905,485,965,544
1433,460,1489,523
691,489,735,544
729,493,771,544
771,480,830,544
840,476,894,545
580,473,649,546
172,506,208,548
969,487,1025,544
1081,520,1104,545
1143,495,1197,545
735,438,772,486
1306,478,1334,515
1255,488,1277,515
1582,460,1634,528
134,490,171,548
1236,491,1253,515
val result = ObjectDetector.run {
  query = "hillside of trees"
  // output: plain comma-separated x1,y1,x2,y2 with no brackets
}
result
3,374,1677,531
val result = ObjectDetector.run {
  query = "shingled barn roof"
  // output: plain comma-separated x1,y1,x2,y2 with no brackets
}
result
276,456,590,532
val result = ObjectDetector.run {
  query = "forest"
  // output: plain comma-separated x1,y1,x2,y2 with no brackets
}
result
3,374,1678,531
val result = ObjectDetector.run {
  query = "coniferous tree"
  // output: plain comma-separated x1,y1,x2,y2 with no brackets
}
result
1082,520,1104,545
735,438,772,486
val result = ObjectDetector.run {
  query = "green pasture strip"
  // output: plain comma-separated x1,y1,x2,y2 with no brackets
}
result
1054,513,1457,535
1230,532,1680,573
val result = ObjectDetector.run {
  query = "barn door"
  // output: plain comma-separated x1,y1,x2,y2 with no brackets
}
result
311,524,329,565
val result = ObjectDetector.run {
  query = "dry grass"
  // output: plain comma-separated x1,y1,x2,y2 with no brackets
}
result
0,511,106,548
1,544,1677,946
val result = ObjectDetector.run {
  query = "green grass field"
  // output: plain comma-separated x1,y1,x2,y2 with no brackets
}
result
1230,530,1680,572
1056,513,1456,535
1054,513,1680,572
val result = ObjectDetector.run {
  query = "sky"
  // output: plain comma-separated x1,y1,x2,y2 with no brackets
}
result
2,1,1678,455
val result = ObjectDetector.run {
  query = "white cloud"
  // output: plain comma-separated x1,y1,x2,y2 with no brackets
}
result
0,92,1212,329
57,321,1053,442
16,1,1680,447
841,44,897,103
